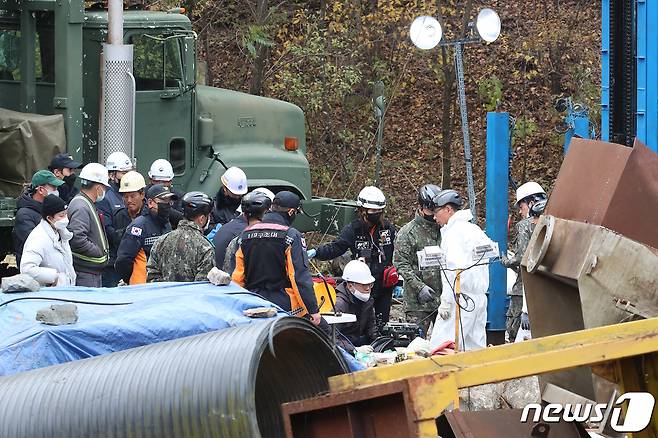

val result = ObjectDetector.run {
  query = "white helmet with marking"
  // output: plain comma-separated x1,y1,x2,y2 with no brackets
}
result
356,186,386,210
148,159,175,181
515,182,546,206
79,163,110,187
342,260,375,284
221,166,248,195
106,152,133,172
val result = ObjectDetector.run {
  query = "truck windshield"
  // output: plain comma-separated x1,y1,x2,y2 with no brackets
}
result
131,33,183,91
0,13,55,83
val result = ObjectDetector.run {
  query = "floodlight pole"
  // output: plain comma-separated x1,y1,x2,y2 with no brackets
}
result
438,37,479,220
454,43,477,219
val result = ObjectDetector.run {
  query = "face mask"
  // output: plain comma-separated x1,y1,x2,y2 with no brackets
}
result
49,189,59,198
54,218,69,230
353,290,371,302
423,213,435,222
64,174,76,186
96,188,106,202
157,202,171,218
366,212,382,224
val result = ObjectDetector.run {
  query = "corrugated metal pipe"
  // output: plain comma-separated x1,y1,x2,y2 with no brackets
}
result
0,317,347,437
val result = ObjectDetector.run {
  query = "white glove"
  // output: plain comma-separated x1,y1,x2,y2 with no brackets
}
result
207,267,231,286
55,273,68,286
438,300,452,320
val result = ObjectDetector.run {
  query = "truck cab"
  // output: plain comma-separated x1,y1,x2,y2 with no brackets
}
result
0,2,355,247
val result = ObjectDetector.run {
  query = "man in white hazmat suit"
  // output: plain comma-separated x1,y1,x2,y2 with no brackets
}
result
429,189,495,351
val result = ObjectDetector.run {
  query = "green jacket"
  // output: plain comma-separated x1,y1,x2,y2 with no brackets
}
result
501,216,535,296
393,214,442,312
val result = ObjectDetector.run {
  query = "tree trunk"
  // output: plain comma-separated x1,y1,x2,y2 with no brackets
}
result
249,0,268,96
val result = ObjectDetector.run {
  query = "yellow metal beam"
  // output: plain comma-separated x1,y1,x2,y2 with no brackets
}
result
330,317,658,393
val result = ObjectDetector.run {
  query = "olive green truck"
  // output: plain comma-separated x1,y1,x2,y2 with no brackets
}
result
0,0,356,265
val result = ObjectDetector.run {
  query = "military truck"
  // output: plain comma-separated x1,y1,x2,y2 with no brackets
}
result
0,0,355,262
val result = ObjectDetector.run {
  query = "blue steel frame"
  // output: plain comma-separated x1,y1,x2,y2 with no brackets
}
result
602,0,611,142
602,0,658,152
485,112,509,332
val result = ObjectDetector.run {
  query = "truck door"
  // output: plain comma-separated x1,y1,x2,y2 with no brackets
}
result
130,33,193,185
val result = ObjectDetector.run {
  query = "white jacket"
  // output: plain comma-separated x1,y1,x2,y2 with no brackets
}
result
439,209,493,304
20,220,76,286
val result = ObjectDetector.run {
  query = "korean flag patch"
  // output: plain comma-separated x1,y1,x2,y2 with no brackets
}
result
130,226,143,237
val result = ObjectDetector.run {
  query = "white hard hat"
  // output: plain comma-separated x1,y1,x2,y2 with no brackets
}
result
79,163,110,187
342,260,375,284
356,186,386,209
515,181,546,206
148,159,175,181
221,166,248,195
119,171,146,193
252,187,275,201
105,152,133,172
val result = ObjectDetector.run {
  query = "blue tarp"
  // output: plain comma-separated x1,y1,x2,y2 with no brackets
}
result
0,281,363,376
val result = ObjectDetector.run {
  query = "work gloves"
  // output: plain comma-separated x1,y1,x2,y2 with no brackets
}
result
520,312,530,330
418,285,435,304
438,300,452,320
307,248,317,259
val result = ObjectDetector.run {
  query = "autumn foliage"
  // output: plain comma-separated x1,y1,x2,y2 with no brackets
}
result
184,0,600,227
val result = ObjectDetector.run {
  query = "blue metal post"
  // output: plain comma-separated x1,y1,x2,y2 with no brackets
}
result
601,0,610,142
636,0,658,152
563,103,593,154
485,112,509,333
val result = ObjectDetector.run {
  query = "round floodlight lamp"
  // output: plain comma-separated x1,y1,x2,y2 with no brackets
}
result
476,8,501,43
409,16,442,50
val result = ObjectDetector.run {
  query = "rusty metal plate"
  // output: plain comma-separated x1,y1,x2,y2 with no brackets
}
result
436,409,589,438
282,381,412,438
545,138,658,249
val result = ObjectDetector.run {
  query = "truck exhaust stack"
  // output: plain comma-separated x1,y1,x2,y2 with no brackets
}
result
99,0,135,164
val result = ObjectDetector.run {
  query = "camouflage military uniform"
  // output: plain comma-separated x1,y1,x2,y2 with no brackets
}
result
501,217,535,341
393,214,442,337
146,219,214,282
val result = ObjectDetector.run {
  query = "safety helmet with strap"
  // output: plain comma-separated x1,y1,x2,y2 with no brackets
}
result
418,184,442,209
148,159,175,181
432,189,463,208
530,199,548,217
515,181,546,206
356,186,386,209
119,171,146,193
221,166,248,195
182,191,212,219
241,190,272,216
106,152,133,172
79,163,110,186
252,187,275,202
342,260,375,284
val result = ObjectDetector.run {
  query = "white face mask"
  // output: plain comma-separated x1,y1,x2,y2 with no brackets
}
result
353,290,371,302
48,189,59,197
54,218,69,231
96,188,106,202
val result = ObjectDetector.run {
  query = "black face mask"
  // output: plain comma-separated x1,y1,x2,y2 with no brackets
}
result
63,174,76,186
423,213,436,222
157,202,171,219
366,212,382,224
221,188,241,208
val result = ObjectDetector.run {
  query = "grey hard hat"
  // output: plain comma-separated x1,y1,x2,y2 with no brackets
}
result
432,189,463,208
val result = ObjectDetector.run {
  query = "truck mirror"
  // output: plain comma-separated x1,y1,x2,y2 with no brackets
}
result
182,35,196,88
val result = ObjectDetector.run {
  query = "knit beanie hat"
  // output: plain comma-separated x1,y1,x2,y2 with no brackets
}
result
42,194,67,219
